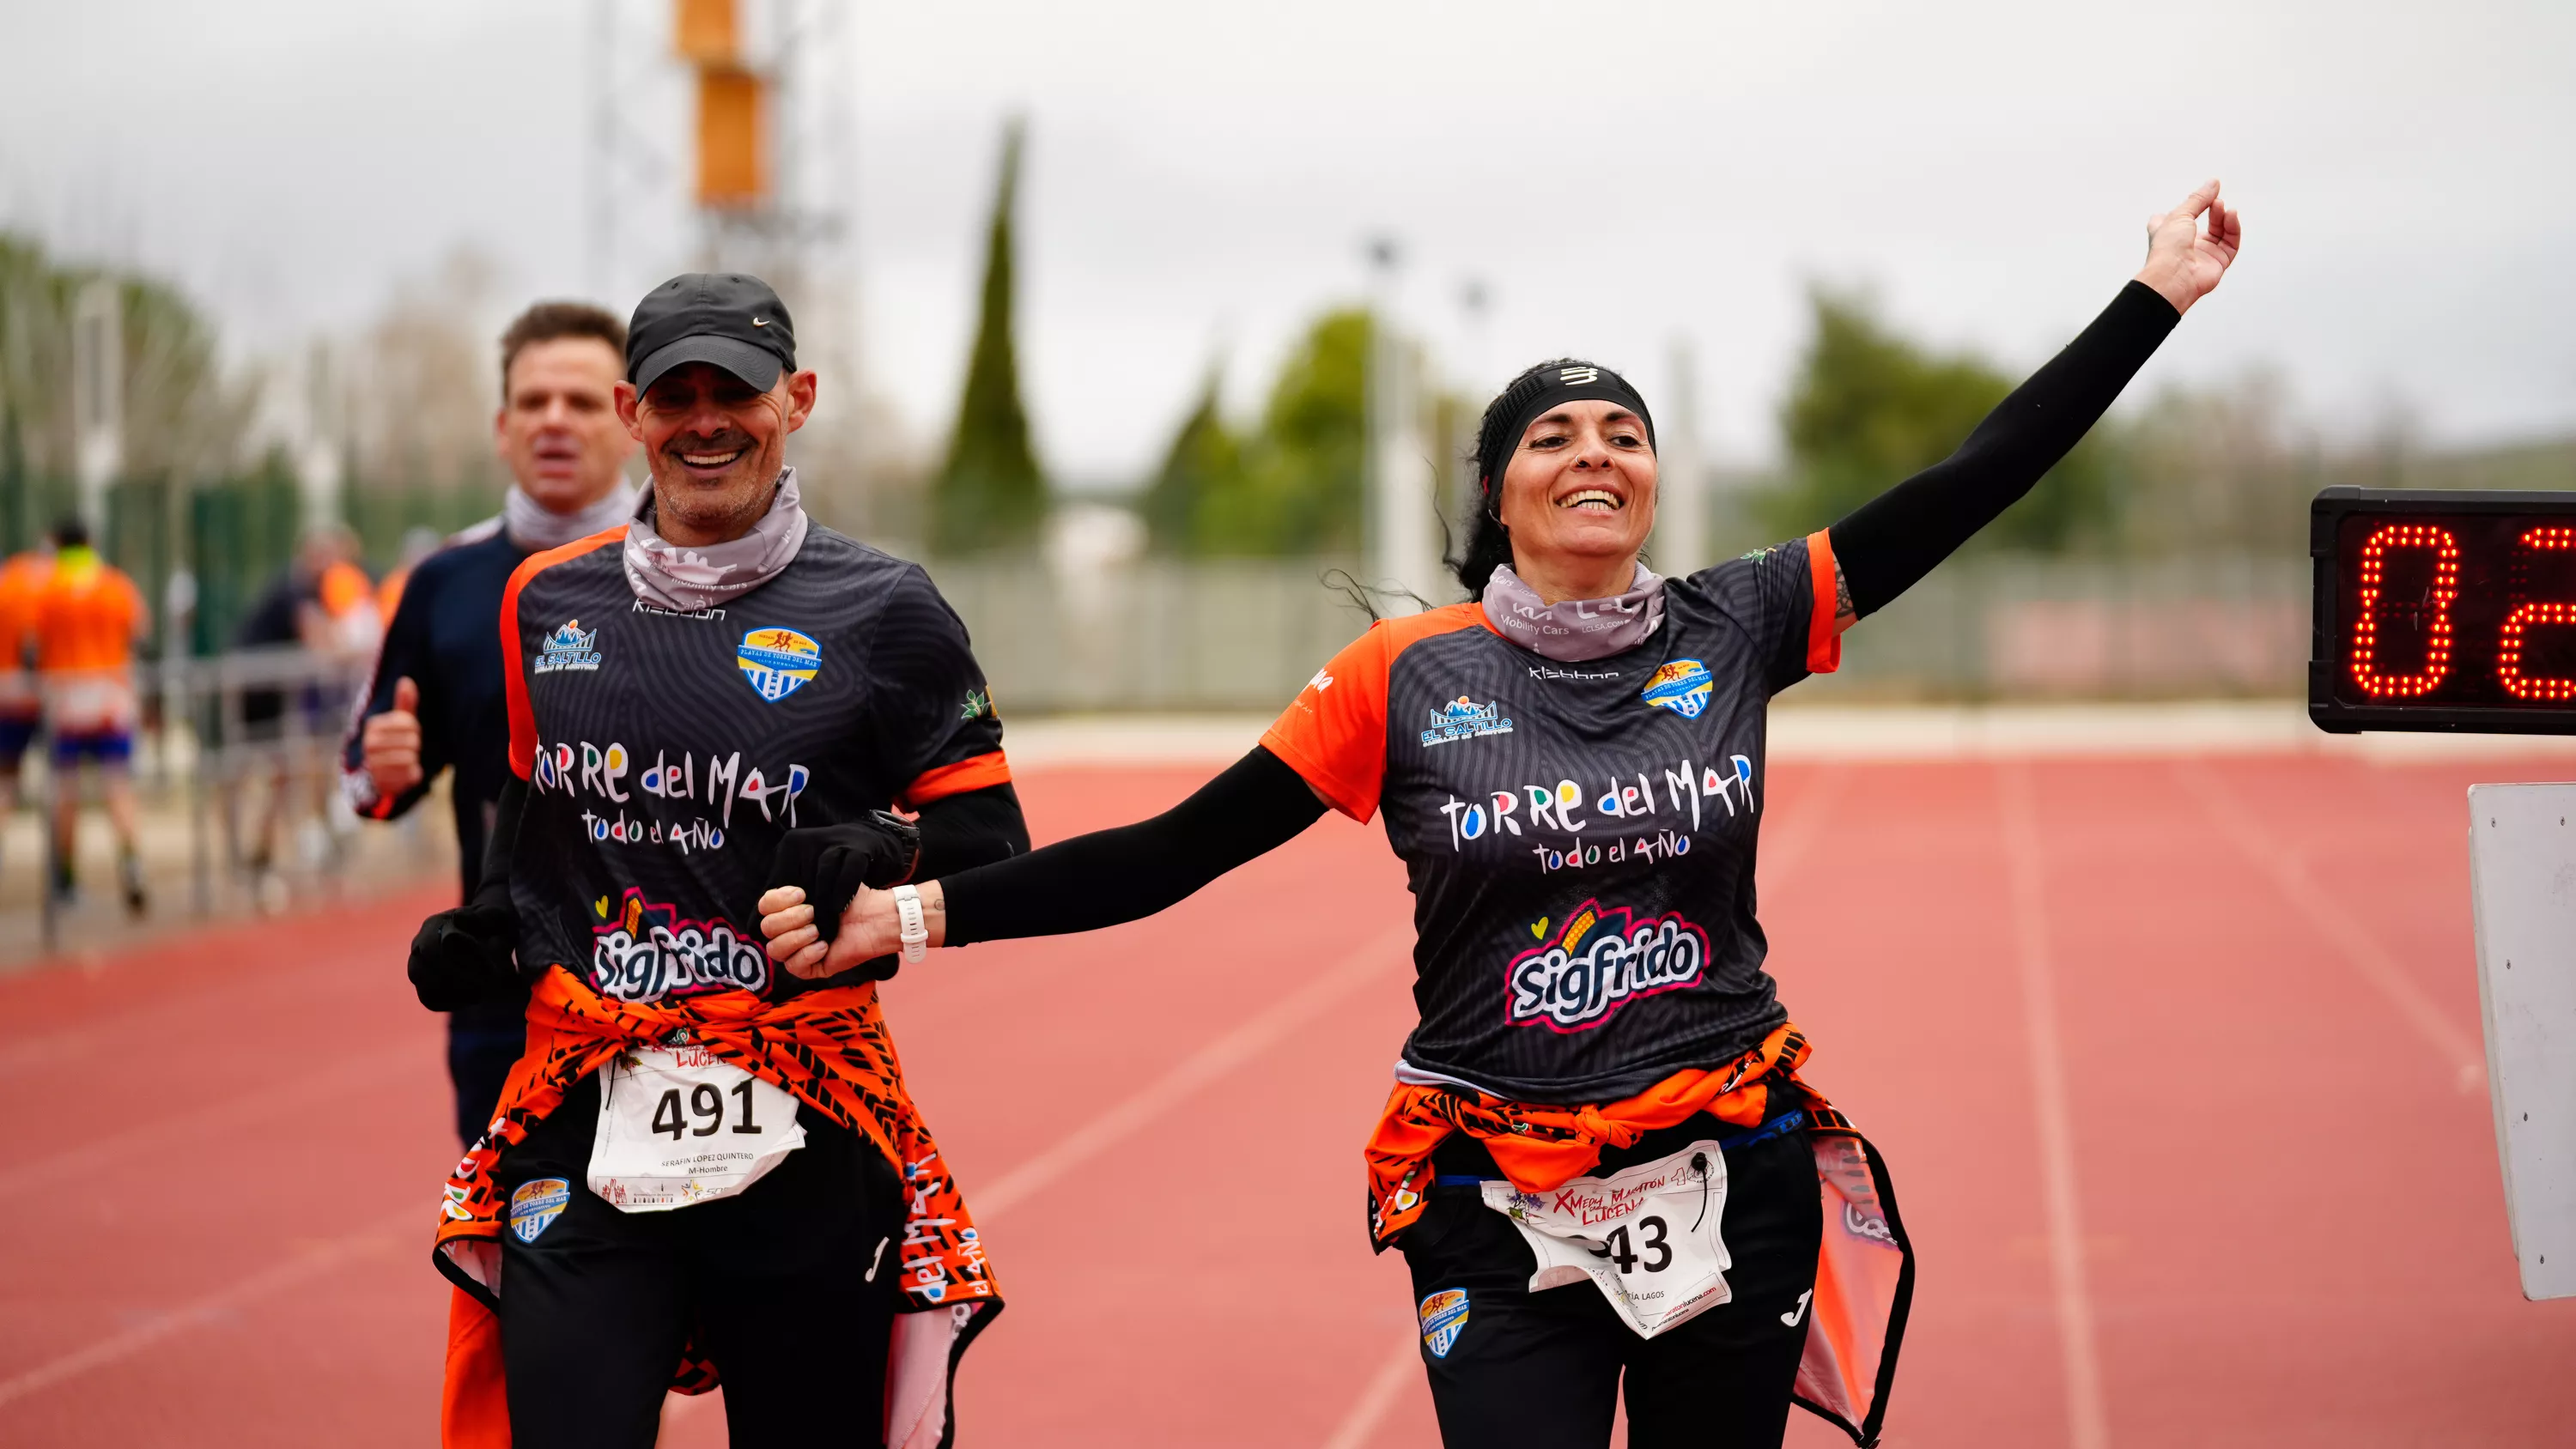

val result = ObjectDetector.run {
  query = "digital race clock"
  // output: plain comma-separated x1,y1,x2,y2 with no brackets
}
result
2311,488,2576,734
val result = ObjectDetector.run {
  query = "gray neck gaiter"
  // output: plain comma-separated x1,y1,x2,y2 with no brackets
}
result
622,467,811,611
504,481,640,553
1482,561,1665,662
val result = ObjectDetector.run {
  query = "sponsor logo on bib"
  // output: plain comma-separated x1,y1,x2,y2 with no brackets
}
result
737,627,822,702
1641,658,1712,718
1420,694,1515,747
510,1178,570,1242
533,620,603,675
1419,1288,1470,1358
1506,898,1710,1032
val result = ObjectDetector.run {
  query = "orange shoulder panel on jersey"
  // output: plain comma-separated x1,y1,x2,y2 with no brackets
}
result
1803,529,1842,676
1259,600,1492,823
902,750,1012,808
501,528,626,781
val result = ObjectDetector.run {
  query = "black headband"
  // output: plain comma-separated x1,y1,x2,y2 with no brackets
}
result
1479,363,1657,500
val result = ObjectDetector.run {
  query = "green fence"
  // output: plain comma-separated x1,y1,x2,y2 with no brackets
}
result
0,458,501,658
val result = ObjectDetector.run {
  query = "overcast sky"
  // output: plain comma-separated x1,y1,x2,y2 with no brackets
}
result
4,0,2571,482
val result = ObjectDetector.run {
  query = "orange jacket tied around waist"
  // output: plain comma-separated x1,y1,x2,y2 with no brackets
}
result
432,967,998,1449
1364,1024,1915,1448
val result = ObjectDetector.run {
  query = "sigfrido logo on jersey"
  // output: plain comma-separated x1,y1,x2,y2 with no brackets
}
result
588,887,768,1001
509,1178,569,1243
1420,694,1514,747
1419,1288,1470,1358
1641,658,1713,718
1506,898,1710,1033
737,627,822,702
532,619,603,675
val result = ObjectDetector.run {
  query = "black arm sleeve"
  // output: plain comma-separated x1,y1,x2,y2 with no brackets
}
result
914,781,1030,880
941,746,1327,947
1828,280,2180,619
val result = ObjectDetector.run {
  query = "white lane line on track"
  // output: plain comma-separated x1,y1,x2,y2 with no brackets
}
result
0,1204,417,1410
971,923,1415,1219
2172,760,2483,1077
0,1043,438,1203
1317,1336,1421,1449
1996,763,2111,1449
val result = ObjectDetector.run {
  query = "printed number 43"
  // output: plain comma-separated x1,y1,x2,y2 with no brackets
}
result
1589,1216,1674,1274
651,1080,762,1139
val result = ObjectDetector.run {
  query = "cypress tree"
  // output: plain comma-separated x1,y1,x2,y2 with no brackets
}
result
932,119,1047,554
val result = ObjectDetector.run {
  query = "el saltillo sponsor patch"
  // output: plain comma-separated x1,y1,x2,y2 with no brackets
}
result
1419,1288,1470,1358
737,627,822,702
534,620,604,675
510,1177,571,1243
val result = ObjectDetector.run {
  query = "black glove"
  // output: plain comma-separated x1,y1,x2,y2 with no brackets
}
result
408,900,524,1010
766,809,922,945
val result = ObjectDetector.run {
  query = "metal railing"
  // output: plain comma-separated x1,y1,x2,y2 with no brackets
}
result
928,553,2311,712
21,646,377,951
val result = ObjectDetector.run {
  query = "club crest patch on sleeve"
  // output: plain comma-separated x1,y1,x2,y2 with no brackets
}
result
1418,1288,1470,1358
737,627,822,702
509,1178,571,1243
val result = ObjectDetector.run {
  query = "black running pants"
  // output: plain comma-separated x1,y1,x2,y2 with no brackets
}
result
492,1070,907,1448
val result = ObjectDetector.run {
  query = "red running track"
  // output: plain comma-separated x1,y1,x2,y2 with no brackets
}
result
3,755,2573,1446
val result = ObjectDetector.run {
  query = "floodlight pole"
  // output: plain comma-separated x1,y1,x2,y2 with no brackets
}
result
70,279,121,534
1365,236,1435,613
1654,336,1707,577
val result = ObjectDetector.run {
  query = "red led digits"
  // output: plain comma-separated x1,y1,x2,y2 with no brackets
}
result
2348,523,2460,698
2498,528,2576,700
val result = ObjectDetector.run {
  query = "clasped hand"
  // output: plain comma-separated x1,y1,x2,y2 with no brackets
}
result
757,811,933,979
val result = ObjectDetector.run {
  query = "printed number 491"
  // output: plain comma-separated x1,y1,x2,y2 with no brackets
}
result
1590,1216,1673,1274
650,1080,762,1139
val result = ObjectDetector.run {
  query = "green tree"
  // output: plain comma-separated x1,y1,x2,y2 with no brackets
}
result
1759,285,2111,550
932,119,1046,554
1139,365,1241,554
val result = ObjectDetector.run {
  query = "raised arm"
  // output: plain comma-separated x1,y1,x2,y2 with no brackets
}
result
1826,179,2241,625
758,746,1327,979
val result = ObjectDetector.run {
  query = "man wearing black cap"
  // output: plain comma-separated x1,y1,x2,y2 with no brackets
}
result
411,273,1028,1448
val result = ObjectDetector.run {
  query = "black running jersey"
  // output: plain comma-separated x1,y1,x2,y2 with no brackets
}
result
1261,532,1840,1104
501,526,1010,1004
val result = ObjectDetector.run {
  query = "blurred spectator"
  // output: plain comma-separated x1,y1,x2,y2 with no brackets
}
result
33,518,149,915
0,543,51,876
374,525,443,625
234,526,376,901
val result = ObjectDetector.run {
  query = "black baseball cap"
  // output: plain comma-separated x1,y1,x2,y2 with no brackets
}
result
626,273,797,394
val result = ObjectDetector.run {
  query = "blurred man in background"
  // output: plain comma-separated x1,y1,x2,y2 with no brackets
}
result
345,300,638,1146
33,518,148,915
0,543,50,876
234,525,380,902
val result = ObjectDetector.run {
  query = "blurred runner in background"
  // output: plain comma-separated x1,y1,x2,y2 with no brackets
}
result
235,526,380,903
33,518,149,915
0,543,51,877
346,301,639,1147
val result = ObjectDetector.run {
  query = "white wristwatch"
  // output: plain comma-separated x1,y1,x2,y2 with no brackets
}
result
890,884,929,964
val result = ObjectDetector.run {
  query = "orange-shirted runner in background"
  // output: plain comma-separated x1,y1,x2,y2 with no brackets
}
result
0,547,51,825
28,520,149,915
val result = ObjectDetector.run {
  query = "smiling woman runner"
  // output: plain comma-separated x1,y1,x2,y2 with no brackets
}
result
762,182,2241,1449
410,273,1027,1449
